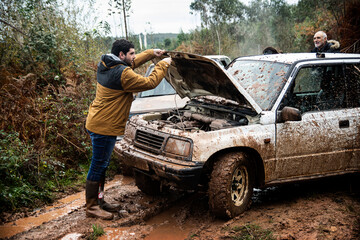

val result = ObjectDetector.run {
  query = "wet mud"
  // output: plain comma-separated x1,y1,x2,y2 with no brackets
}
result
1,174,359,240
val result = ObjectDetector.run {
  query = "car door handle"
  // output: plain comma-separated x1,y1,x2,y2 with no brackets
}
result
339,120,349,128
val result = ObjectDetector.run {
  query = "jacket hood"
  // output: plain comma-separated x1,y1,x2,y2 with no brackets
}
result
152,51,256,111
328,40,340,49
98,54,128,72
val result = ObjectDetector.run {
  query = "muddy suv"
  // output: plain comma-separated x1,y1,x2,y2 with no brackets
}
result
114,52,360,218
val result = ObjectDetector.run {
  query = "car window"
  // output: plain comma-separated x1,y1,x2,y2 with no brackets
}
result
344,63,360,108
228,60,290,110
214,57,230,67
293,67,322,93
281,63,360,113
220,58,230,67
138,79,176,98
205,56,231,67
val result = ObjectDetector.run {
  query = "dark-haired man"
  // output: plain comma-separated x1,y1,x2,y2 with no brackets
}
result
85,39,171,220
311,31,340,53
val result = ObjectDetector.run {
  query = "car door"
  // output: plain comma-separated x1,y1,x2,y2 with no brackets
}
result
274,63,357,180
344,63,360,170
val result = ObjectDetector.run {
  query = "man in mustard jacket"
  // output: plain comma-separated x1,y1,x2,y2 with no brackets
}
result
85,39,171,220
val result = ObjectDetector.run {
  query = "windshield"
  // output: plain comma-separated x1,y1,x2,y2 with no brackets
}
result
139,79,176,98
228,60,290,110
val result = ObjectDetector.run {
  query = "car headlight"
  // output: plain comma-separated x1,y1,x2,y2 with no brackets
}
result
164,137,192,158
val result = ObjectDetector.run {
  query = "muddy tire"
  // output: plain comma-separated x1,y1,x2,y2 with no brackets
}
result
208,152,254,218
134,171,161,195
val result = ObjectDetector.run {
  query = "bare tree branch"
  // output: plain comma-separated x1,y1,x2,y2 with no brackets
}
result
0,18,27,36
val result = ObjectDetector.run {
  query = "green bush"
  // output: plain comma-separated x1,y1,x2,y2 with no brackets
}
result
0,130,92,212
0,131,51,211
0,0,111,212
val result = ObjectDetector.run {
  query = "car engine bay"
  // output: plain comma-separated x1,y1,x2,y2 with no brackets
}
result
139,97,258,132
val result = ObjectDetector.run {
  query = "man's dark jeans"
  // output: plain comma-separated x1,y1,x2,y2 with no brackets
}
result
87,130,117,182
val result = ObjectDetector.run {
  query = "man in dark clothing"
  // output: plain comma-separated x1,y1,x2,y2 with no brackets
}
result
85,39,171,220
311,31,340,53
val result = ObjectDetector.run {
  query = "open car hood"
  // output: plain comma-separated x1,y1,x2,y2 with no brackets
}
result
153,52,261,113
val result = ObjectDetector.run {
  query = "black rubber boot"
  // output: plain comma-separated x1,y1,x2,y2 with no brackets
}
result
98,178,121,212
86,180,113,220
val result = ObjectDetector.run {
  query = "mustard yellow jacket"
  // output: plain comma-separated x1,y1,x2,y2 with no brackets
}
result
86,49,170,136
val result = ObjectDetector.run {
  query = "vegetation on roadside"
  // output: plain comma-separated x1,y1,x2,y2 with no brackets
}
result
223,224,275,240
87,224,106,240
0,0,359,214
0,0,107,213
180,0,360,58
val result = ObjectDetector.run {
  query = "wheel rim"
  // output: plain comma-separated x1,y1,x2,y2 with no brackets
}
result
231,165,248,206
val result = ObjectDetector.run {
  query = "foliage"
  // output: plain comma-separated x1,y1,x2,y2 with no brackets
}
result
336,0,360,53
88,224,106,240
223,224,275,240
185,0,360,56
107,0,132,38
0,130,47,211
0,128,90,212
0,0,112,213
138,33,178,50
190,0,246,27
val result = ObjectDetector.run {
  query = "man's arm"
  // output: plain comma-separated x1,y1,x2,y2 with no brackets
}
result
122,58,171,92
131,49,166,69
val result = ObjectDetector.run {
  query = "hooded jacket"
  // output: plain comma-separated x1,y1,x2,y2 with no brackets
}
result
86,49,170,136
311,40,340,53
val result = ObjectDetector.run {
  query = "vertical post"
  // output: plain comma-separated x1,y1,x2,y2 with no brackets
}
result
144,33,147,49
216,28,221,55
122,0,128,39
139,34,143,50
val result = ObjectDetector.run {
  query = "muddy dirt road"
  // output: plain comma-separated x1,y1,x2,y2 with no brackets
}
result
1,174,359,240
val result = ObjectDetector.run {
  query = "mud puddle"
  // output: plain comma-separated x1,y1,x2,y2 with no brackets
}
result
99,191,223,240
4,174,202,240
143,205,195,240
98,205,195,240
0,175,132,239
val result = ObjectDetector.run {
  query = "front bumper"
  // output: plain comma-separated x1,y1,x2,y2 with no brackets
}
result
114,141,203,189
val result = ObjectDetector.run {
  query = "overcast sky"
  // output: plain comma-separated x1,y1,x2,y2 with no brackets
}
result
92,0,299,36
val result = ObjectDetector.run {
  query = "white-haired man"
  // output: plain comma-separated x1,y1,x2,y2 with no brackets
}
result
311,31,340,53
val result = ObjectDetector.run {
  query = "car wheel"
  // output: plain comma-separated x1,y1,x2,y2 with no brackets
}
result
134,171,161,195
208,152,254,218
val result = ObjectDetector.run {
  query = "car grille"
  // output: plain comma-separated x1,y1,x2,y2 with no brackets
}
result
134,130,165,153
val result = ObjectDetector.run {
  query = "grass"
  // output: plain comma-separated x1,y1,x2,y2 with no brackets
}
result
87,224,106,240
186,233,199,239
225,223,275,240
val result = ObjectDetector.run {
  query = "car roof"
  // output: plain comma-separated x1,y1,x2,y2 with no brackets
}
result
152,52,360,114
204,55,231,59
234,53,360,65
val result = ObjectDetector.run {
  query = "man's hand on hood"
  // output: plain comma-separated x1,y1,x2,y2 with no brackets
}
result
153,49,166,57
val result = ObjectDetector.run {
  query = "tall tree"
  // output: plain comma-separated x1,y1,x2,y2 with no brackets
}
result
190,0,247,55
108,0,131,39
190,0,246,27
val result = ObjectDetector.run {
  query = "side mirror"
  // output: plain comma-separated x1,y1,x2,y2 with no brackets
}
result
278,106,301,123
